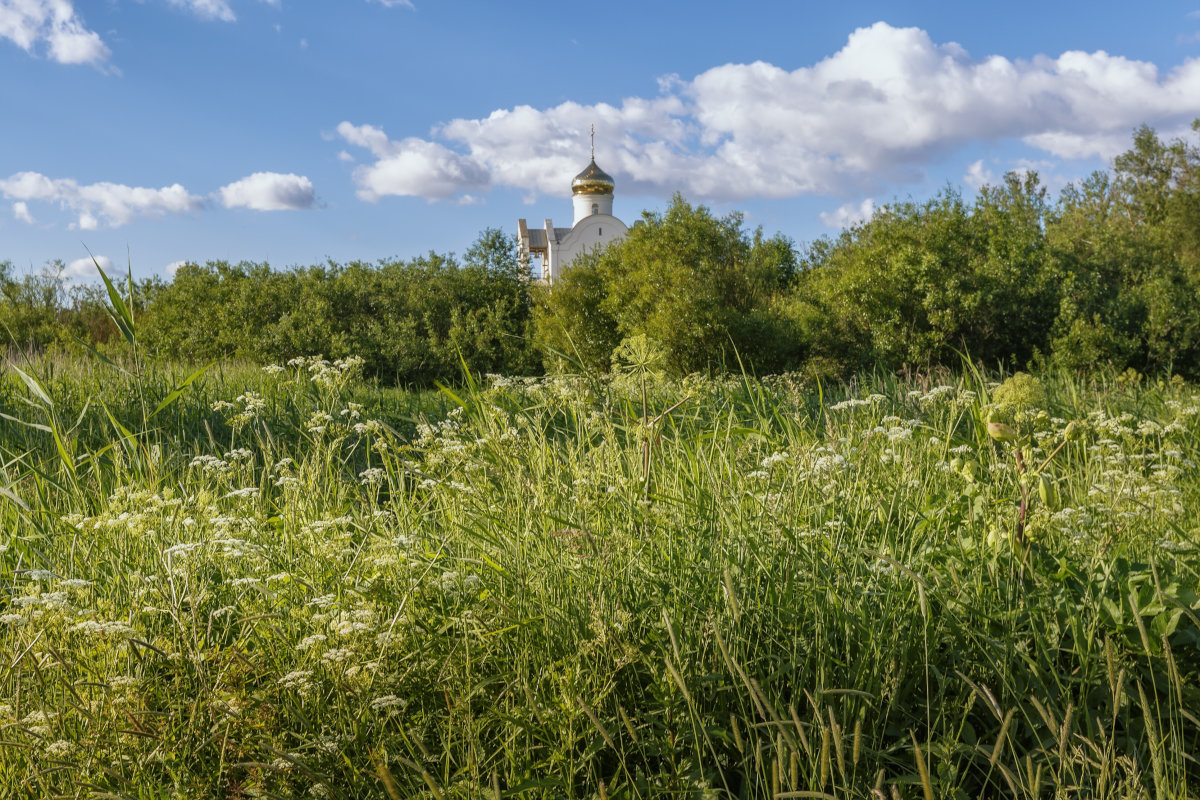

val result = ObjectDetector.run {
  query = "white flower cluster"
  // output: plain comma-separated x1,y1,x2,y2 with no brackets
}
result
829,394,887,412
288,355,366,392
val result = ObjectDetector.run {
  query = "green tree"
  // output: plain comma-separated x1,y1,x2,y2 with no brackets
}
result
534,194,799,374
1047,121,1200,375
137,229,539,385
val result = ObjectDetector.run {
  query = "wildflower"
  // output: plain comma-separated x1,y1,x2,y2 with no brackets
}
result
69,620,136,638
761,451,790,469
277,670,314,690
320,648,354,666
359,468,385,486
20,710,57,737
987,373,1047,433
307,411,334,435
298,634,328,651
45,740,75,758
369,694,408,715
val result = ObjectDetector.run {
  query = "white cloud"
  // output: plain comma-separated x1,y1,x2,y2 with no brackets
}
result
369,0,415,9
218,172,315,210
165,260,188,276
64,254,112,280
819,198,875,229
337,23,1200,203
164,0,236,22
0,171,205,228
2,0,290,66
0,0,110,65
963,160,996,190
336,122,491,201
12,201,34,223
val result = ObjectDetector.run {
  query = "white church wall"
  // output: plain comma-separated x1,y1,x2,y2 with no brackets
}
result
551,214,628,281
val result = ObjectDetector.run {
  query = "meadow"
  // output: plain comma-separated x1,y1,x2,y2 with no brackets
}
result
0,346,1198,798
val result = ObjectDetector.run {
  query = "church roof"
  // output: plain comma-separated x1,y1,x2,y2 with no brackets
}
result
571,159,615,195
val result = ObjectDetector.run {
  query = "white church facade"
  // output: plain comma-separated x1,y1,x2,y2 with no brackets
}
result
517,150,628,284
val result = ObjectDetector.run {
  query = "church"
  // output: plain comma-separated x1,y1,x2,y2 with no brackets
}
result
517,137,628,283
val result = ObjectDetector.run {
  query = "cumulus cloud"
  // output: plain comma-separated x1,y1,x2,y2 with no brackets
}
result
218,172,315,210
337,22,1200,203
165,260,188,276
64,254,112,280
963,160,996,190
165,0,236,22
12,201,34,223
336,122,491,201
2,0,290,66
819,198,876,229
0,0,110,65
0,171,205,228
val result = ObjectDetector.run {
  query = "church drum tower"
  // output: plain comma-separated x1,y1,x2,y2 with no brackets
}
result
517,131,628,284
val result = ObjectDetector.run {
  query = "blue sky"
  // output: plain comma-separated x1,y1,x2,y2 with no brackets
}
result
2,0,1200,281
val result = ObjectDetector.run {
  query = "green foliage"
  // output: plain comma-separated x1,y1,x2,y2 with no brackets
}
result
0,261,156,355
5,124,1200,385
137,228,537,385
532,255,621,373
534,194,801,375
792,122,1200,379
797,173,1062,373
1047,122,1200,375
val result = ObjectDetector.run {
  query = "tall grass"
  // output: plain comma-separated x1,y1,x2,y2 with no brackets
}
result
0,349,1197,797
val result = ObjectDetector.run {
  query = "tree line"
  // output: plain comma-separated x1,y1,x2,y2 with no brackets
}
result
3,122,1199,383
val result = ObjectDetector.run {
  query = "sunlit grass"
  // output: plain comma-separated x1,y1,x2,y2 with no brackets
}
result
1,354,1198,798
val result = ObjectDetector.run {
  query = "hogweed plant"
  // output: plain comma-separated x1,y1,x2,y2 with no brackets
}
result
611,335,689,498
979,372,1082,556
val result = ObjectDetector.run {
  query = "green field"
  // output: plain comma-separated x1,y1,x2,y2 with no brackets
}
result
1,353,1198,798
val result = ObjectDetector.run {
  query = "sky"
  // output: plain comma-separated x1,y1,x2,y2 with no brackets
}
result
2,0,1200,282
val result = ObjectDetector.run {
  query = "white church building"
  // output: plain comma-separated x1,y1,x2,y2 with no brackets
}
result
517,146,628,284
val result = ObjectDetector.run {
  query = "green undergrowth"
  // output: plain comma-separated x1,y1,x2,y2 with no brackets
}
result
1,345,1198,797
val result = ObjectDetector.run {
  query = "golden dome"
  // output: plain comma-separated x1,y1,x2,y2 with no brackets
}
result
571,159,615,195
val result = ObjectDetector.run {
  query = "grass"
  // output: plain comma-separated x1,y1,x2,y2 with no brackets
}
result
0,351,1198,798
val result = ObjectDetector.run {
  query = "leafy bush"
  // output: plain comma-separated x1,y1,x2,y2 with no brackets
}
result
534,194,800,375
137,228,538,385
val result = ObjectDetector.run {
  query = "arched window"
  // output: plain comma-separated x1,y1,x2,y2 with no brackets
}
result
591,203,599,215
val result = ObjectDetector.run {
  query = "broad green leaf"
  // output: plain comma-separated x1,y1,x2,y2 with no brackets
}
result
150,362,215,419
9,364,53,409
94,257,136,347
